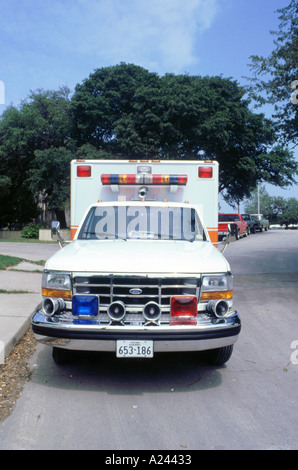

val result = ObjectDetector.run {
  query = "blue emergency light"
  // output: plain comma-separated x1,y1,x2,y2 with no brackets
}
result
72,295,99,316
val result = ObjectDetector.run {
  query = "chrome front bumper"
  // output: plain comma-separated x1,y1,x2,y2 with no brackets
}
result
32,309,241,353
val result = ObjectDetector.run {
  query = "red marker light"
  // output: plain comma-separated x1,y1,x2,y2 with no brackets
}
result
77,165,91,177
198,166,213,178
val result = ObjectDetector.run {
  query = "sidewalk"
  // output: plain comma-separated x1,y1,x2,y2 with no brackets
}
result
0,262,43,364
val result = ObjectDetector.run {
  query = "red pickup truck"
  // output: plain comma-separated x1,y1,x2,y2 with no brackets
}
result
218,213,248,240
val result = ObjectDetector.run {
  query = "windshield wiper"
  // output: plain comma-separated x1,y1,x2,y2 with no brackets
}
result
80,232,127,241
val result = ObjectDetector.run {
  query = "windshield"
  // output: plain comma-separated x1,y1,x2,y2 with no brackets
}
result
78,205,206,241
218,214,240,222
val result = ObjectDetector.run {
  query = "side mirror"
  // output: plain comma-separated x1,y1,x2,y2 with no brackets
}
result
51,221,60,240
51,221,65,248
219,223,237,254
227,223,237,242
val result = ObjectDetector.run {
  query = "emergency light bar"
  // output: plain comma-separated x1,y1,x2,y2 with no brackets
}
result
101,174,188,185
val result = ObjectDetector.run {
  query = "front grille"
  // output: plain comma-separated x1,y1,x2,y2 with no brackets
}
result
73,274,201,313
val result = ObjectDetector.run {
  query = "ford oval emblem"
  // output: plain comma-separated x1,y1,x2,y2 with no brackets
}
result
129,288,143,295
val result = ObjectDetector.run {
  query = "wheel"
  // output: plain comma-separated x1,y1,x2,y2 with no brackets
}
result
204,345,234,366
235,230,239,240
52,347,73,365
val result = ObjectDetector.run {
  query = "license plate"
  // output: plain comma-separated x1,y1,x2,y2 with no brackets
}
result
116,340,153,358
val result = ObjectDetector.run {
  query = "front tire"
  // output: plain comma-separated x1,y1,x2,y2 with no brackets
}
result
204,345,234,366
52,347,73,365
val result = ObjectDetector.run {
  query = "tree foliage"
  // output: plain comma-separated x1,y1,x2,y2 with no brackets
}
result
278,198,298,227
0,87,73,227
247,0,298,146
244,185,298,227
72,63,297,203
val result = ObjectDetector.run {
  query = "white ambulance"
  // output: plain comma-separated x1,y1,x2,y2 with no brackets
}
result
32,159,241,365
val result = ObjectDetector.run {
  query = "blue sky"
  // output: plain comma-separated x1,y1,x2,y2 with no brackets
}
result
0,0,296,208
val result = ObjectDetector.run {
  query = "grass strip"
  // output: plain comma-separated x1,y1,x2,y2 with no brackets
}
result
0,289,32,294
0,255,45,270
0,255,24,270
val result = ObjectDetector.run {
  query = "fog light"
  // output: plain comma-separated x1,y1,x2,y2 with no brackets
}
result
207,299,229,318
170,296,197,318
42,298,65,317
107,301,126,321
72,296,98,316
143,302,161,322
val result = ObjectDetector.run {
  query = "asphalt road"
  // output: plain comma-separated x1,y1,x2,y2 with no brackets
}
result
0,231,297,450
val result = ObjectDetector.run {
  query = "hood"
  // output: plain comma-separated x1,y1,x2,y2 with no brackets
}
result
45,239,230,274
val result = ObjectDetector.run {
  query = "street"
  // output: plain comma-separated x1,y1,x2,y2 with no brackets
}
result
0,230,297,450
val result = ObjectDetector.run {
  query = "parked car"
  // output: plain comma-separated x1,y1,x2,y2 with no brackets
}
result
218,213,248,240
250,214,270,232
241,214,257,234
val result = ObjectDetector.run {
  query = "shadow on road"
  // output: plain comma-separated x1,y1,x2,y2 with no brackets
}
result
30,345,224,395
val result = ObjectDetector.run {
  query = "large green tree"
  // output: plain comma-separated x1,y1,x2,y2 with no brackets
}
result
72,63,297,203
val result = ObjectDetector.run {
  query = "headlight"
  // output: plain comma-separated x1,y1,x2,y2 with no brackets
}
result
201,273,233,301
42,271,72,299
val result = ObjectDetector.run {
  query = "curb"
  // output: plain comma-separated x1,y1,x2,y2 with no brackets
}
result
0,301,41,365
0,340,4,364
2,307,38,365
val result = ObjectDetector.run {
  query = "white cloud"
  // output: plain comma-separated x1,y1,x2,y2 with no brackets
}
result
0,0,219,75
55,0,220,73
0,0,220,106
